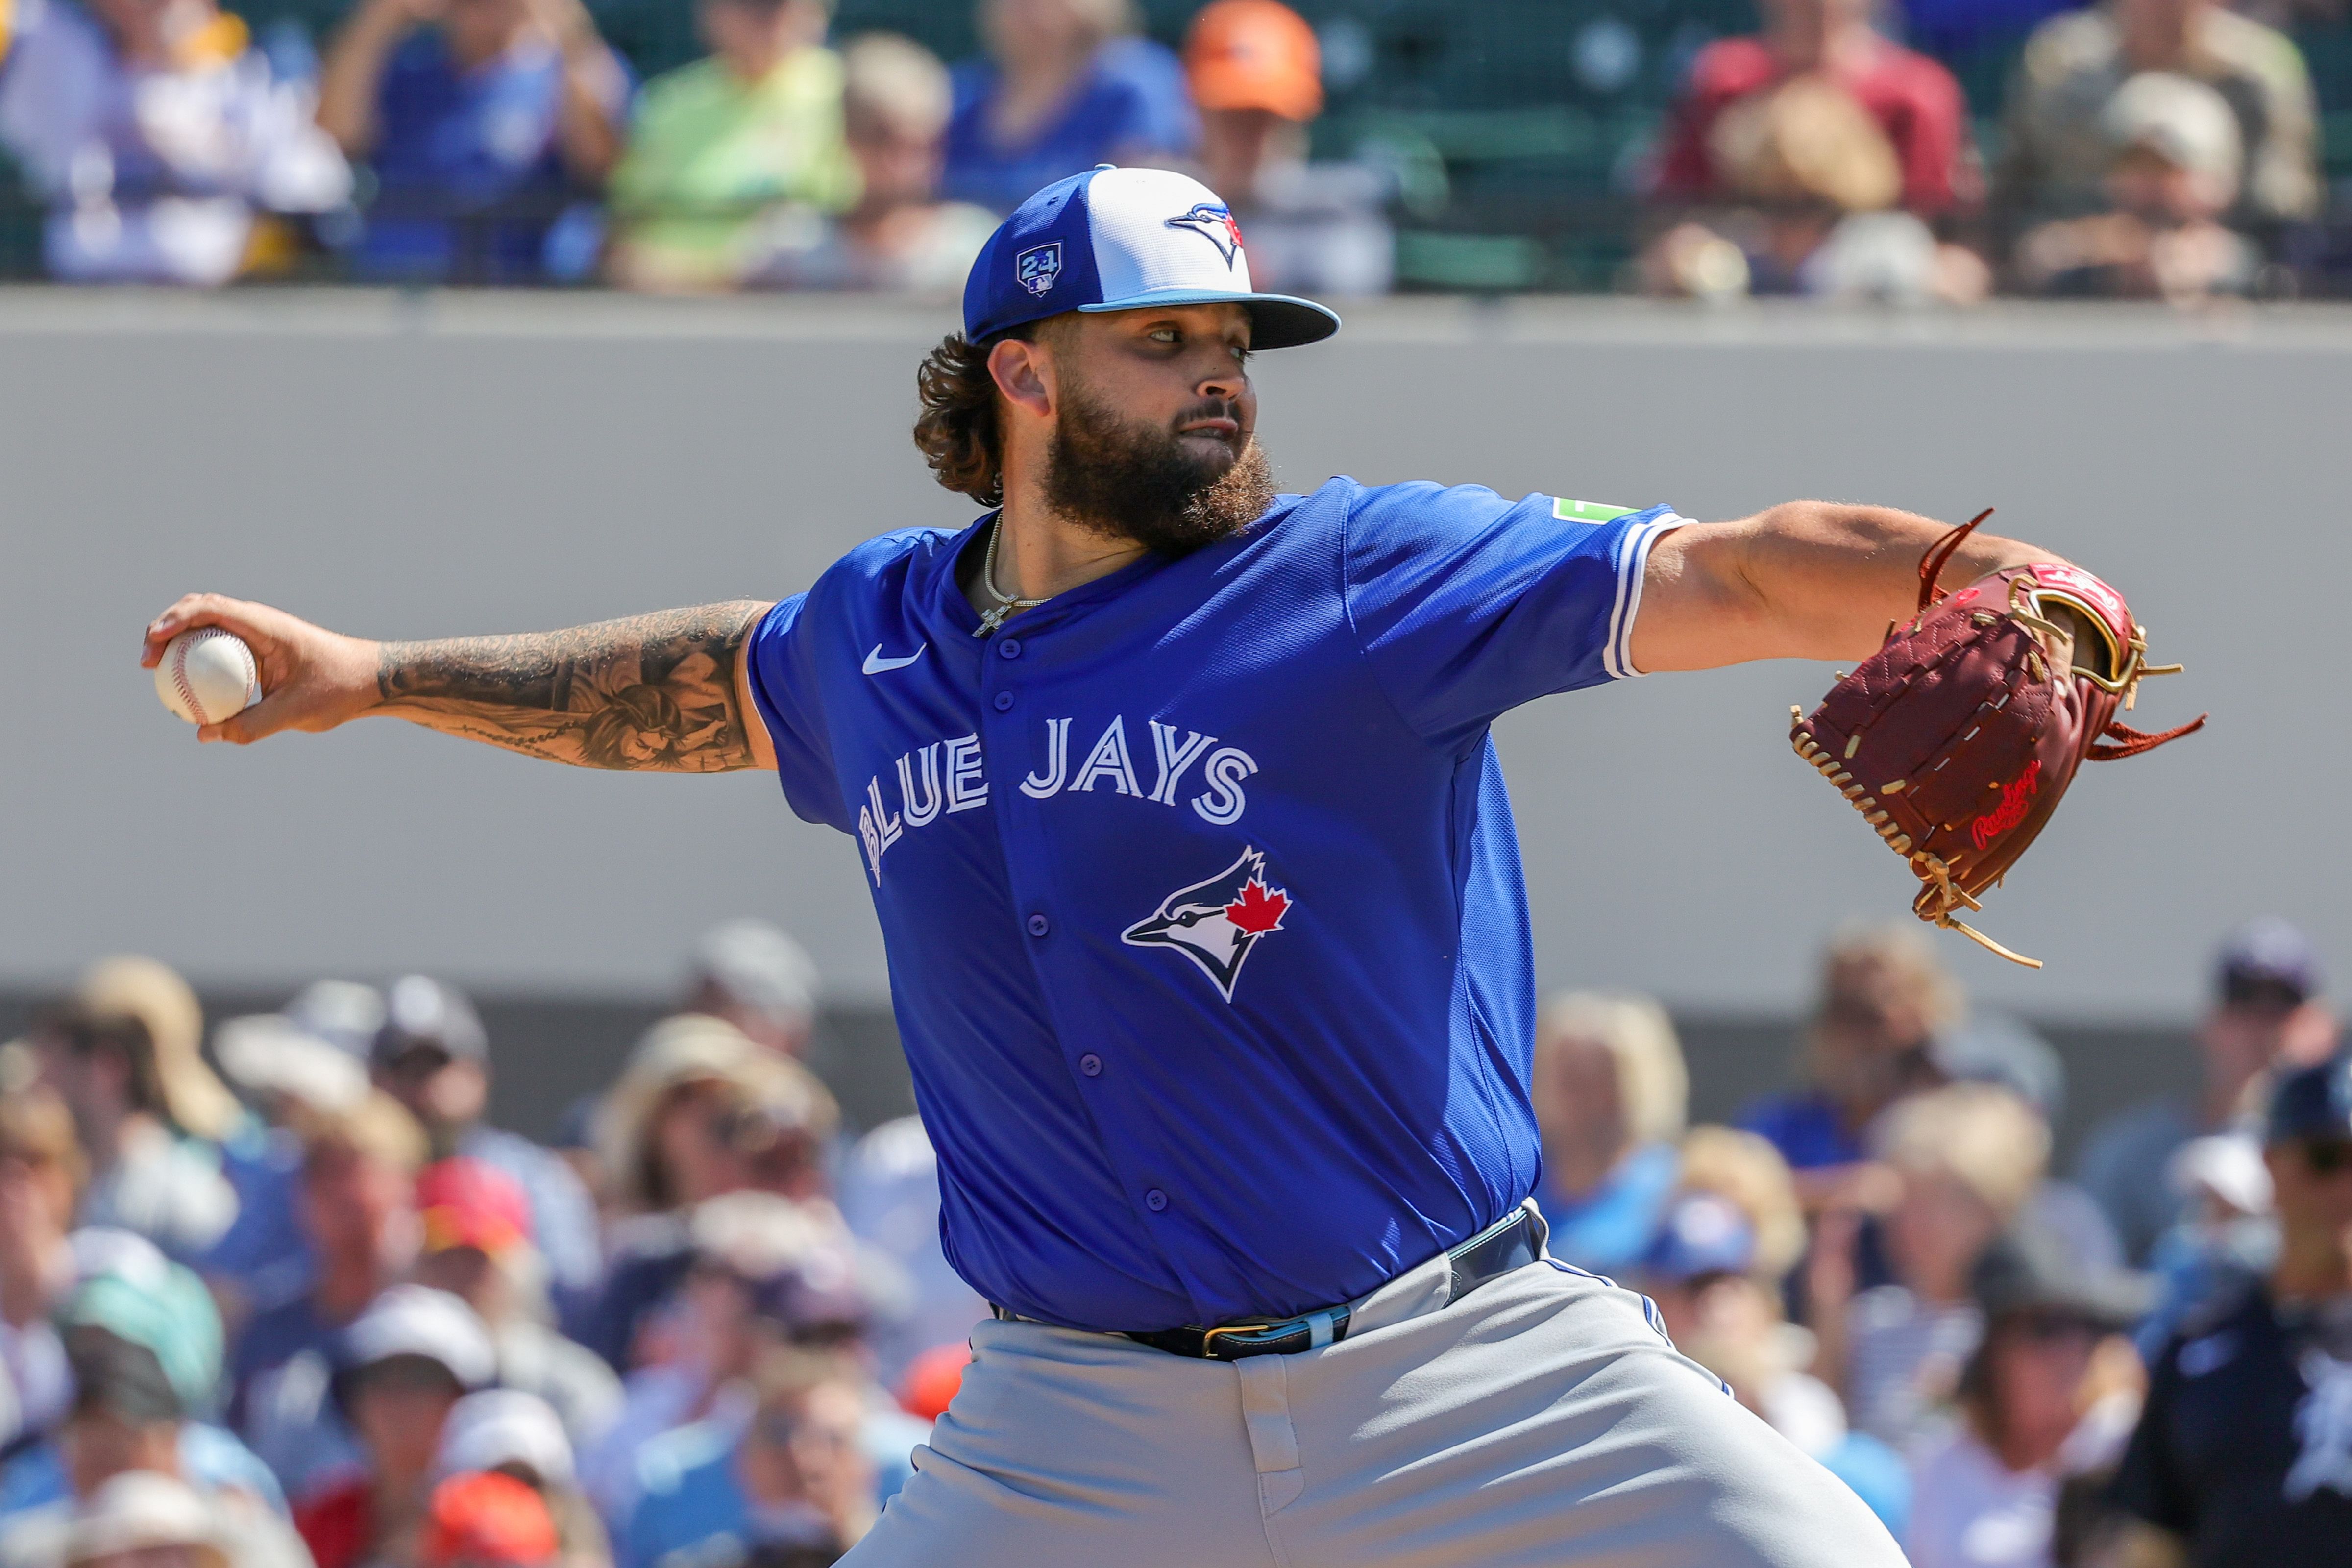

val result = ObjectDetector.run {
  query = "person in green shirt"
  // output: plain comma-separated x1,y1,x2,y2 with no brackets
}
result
607,0,859,291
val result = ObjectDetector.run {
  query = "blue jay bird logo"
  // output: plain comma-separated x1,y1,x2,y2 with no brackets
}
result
1122,847,1290,1001
1164,203,1245,267
1015,243,1063,297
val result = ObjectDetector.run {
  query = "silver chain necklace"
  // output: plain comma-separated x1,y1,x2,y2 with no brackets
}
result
974,517,1046,637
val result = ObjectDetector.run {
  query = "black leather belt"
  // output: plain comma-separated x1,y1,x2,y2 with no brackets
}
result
1112,1203,1545,1362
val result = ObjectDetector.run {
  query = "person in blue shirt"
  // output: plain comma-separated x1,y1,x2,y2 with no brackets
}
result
145,164,2111,1566
314,0,629,281
620,1347,920,1568
1529,991,1688,1277
1737,922,1960,1199
941,0,1195,214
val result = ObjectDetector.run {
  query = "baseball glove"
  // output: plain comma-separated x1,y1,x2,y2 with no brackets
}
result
1790,511,2204,968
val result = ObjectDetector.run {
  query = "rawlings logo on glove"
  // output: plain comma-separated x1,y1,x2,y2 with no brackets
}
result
1790,511,2204,968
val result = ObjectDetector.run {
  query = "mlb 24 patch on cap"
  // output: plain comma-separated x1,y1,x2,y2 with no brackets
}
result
964,166,1341,349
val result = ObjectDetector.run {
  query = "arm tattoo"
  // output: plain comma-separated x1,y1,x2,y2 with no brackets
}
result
376,602,769,773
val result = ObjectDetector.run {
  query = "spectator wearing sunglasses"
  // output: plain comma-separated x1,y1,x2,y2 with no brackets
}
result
1902,1217,2151,1568
2078,922,2339,1265
2107,1052,2352,1565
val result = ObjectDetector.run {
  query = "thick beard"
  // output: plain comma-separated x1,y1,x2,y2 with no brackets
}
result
1040,383,1276,558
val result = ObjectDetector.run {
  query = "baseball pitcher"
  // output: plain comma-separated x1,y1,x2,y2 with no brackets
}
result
143,167,2176,1566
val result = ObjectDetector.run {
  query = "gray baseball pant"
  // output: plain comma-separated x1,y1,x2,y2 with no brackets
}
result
845,1223,1911,1567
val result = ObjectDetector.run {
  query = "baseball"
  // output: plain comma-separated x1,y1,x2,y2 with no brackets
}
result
154,627,262,726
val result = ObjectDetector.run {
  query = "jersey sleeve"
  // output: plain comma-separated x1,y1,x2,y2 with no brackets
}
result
1340,483,1679,751
744,594,852,833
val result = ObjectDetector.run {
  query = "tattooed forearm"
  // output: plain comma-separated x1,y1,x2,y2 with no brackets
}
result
376,602,769,773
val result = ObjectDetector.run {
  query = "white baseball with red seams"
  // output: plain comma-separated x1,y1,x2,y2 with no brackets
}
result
154,627,262,725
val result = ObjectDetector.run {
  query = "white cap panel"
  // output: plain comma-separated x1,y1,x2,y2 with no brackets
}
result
1085,167,1257,299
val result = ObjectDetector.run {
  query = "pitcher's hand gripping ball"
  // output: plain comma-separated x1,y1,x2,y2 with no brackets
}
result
1790,512,2204,968
155,627,262,726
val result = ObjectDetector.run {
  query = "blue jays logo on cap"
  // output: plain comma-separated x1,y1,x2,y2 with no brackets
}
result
1015,242,1062,298
1165,202,1244,267
962,166,1340,350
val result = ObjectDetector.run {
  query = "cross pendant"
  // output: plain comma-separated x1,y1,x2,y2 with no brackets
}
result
974,604,1011,637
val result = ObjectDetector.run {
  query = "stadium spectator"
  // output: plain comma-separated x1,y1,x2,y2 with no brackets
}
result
315,0,628,282
1674,1125,1811,1293
616,1346,878,1568
294,1285,496,1568
1652,0,1979,219
1739,924,1960,1202
2138,1132,2277,1355
0,0,349,283
410,1158,622,1452
232,1090,426,1502
835,1116,985,1388
1902,1218,2149,1568
1529,993,1688,1277
29,960,242,1265
1180,0,1393,296
420,1470,560,1568
1808,1083,2049,1448
1996,0,2320,232
2013,72,2261,303
2077,920,2337,1263
603,0,858,294
0,1257,303,1568
751,33,998,293
371,978,603,1327
0,1085,88,1450
1639,1190,1911,1535
681,924,821,1061
582,1192,869,1521
940,0,1196,215
434,1390,610,1568
207,999,380,1321
53,1471,237,1568
2107,1051,2352,1565
1930,1014,2124,1271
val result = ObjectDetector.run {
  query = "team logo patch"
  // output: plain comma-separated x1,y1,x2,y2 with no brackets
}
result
1015,243,1063,297
1122,846,1290,1001
1164,203,1245,267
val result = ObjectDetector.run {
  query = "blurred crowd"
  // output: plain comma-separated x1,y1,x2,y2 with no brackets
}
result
0,926,981,1568
0,0,2339,303
1533,916,2352,1567
0,911,2342,1568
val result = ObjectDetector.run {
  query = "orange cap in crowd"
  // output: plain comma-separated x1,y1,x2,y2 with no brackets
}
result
421,1473,559,1568
1184,0,1323,123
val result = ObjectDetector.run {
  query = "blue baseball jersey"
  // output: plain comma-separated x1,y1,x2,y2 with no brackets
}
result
746,478,1678,1332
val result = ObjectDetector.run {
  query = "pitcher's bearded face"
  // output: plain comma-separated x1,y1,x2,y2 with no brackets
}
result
1042,380,1276,557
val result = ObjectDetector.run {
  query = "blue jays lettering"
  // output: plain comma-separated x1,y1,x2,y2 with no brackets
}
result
855,715,1258,880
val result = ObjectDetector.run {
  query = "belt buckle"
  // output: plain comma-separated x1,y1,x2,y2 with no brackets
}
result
1201,1307,1346,1359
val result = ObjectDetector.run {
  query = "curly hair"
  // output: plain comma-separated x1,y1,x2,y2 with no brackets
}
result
911,325,1037,508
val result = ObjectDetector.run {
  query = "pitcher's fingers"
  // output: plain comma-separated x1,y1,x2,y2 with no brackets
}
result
143,593,264,665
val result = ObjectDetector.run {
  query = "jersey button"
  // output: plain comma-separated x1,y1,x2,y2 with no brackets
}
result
1027,913,1050,937
993,691,1015,711
1144,1189,1168,1212
998,638,1022,659
1078,1053,1102,1077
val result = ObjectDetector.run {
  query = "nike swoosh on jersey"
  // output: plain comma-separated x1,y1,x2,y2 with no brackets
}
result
863,644,928,675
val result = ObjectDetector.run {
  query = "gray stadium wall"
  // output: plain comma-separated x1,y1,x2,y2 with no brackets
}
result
4,291,2339,1150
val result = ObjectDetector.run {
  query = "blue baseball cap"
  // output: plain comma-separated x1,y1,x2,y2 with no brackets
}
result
963,165,1341,349
1640,1192,1758,1284
2267,1052,2352,1146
